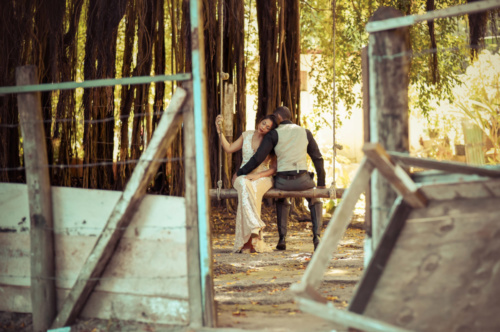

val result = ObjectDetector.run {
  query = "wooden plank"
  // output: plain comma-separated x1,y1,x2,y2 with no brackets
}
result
0,183,189,325
361,46,372,242
16,65,57,332
388,151,500,177
223,83,234,139
366,0,500,32
189,0,216,326
368,7,411,247
362,196,500,331
349,198,412,314
364,143,427,209
208,187,344,199
0,73,191,95
296,298,412,332
463,120,485,165
183,82,205,328
51,88,187,328
420,180,496,201
0,286,189,325
291,158,374,297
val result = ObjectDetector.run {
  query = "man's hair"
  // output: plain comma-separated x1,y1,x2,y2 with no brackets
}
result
273,106,291,121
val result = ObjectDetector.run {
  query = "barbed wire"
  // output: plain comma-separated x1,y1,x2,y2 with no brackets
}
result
0,156,185,172
0,108,180,129
373,44,484,61
0,274,190,281
1,224,190,236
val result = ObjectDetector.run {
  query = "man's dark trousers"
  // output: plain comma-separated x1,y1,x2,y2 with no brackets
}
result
274,172,323,247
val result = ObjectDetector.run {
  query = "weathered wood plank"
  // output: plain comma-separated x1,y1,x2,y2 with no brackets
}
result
189,0,216,325
362,196,500,331
223,83,234,139
364,143,427,209
388,151,500,178
366,0,500,33
183,82,205,328
0,73,191,96
297,297,412,332
349,198,412,314
16,65,57,332
420,180,496,201
368,6,411,247
291,158,374,298
0,183,189,325
209,187,344,200
0,286,189,325
361,46,372,243
51,88,187,328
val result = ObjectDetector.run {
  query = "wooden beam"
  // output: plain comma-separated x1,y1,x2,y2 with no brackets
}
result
16,65,57,332
291,158,374,297
223,83,234,139
349,198,412,314
208,187,344,200
387,151,500,178
189,0,216,326
361,45,372,243
364,143,427,209
366,0,500,33
183,81,206,329
0,73,191,96
296,297,413,332
51,88,187,328
368,6,411,247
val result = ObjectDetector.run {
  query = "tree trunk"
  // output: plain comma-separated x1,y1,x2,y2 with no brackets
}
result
55,0,84,188
82,0,127,189
281,0,301,123
0,1,23,183
256,0,279,121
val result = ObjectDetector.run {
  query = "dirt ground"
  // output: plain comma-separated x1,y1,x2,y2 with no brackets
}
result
0,204,366,332
212,203,365,331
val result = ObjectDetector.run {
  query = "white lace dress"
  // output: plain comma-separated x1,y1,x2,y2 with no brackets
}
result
232,130,273,253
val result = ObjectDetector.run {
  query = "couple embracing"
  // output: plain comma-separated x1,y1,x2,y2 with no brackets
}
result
215,106,326,253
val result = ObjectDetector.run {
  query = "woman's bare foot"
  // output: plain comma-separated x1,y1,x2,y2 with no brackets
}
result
240,237,256,253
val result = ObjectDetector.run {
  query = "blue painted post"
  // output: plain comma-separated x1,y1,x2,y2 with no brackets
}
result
189,0,216,327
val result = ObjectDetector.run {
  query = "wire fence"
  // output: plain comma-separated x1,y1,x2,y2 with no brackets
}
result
0,105,186,175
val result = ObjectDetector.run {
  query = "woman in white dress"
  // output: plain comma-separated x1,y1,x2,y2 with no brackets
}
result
215,114,279,253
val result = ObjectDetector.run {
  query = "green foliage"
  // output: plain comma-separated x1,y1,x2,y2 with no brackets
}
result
299,0,488,128
244,0,260,110
454,51,500,163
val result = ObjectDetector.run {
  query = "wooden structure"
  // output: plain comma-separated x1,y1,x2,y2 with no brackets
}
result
0,0,215,330
209,187,343,199
292,2,500,331
365,0,500,258
0,182,190,324
292,142,500,332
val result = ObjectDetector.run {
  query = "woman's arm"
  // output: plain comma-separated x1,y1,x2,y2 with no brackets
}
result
216,115,243,153
246,155,277,181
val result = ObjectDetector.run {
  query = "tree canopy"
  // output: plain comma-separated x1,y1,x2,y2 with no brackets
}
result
0,0,497,193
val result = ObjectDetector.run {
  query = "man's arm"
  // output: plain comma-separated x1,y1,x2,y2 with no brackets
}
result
305,129,326,187
236,130,278,176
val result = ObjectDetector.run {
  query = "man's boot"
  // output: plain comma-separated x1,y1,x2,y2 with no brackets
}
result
310,202,323,251
276,198,290,250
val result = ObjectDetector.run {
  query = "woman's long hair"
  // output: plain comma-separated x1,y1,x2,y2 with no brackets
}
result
256,114,279,157
256,114,279,131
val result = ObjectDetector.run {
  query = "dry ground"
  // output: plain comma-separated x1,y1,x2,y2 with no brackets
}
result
212,203,366,331
0,204,366,332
